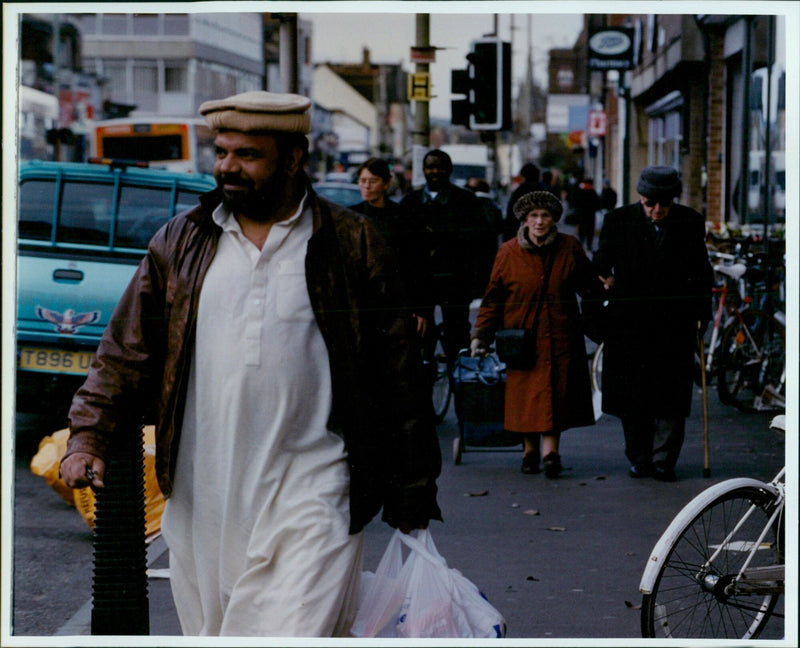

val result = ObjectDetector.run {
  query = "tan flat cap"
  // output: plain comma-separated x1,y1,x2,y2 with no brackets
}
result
199,91,311,133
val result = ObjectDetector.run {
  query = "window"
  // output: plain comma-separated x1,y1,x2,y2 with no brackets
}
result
163,14,189,35
18,179,56,240
101,14,128,36
79,14,97,35
133,61,158,111
648,111,682,168
165,62,188,92
556,68,574,90
102,60,127,97
102,134,183,162
176,189,204,214
133,61,158,93
646,92,683,170
115,185,173,248
58,182,113,245
133,14,159,36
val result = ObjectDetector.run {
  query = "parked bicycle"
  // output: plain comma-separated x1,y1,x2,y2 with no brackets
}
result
639,415,785,639
696,247,785,411
590,243,786,414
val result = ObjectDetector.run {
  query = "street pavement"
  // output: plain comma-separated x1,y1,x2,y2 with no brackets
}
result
49,219,789,641
54,385,786,641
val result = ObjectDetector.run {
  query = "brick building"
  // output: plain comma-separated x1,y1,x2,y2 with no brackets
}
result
578,12,787,233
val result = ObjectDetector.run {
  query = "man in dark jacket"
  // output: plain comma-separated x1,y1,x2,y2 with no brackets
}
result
572,177,603,252
401,149,492,361
60,91,441,636
600,178,618,211
593,166,712,482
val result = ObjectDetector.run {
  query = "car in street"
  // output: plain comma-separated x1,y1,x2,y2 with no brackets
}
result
15,158,216,420
322,170,356,183
312,180,362,207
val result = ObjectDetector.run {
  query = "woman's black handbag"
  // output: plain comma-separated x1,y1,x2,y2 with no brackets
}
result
495,328,537,370
494,250,555,371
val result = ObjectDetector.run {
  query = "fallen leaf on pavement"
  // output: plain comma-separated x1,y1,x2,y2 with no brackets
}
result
625,600,642,610
547,526,566,532
526,575,539,581
466,490,489,497
524,509,540,516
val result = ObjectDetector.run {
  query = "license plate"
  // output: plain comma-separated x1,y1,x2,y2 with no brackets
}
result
18,346,95,375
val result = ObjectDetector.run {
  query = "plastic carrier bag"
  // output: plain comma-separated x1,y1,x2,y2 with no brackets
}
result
351,529,506,638
30,426,165,539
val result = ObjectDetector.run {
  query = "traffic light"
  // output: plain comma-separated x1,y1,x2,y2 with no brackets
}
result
450,37,511,131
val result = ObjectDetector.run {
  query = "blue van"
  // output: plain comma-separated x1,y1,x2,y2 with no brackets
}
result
16,159,216,419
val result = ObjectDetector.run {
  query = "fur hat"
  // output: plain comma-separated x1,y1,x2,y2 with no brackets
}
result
513,191,564,221
199,91,311,133
636,165,682,199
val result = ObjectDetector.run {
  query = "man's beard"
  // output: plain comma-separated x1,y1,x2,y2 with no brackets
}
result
218,168,291,222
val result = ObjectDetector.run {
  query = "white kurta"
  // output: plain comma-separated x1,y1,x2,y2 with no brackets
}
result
161,198,364,637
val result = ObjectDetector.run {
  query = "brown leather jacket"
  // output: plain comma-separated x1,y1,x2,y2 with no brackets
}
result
65,186,442,533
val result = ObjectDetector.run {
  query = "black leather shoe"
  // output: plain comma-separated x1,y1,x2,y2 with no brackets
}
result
543,452,562,479
521,453,541,474
653,464,677,482
628,464,653,478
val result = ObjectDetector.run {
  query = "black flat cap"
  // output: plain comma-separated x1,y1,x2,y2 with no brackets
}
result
636,165,682,198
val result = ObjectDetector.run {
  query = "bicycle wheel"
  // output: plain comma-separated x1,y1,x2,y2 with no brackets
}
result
641,485,783,639
717,310,785,412
430,325,452,423
590,342,603,393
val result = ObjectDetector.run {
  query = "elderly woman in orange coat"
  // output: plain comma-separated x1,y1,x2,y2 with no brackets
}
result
471,191,601,477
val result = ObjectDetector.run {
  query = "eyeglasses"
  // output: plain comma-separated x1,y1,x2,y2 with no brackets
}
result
643,197,674,208
358,177,383,187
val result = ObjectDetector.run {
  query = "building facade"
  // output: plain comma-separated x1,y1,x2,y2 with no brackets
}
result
573,12,787,234
311,48,410,173
79,12,264,118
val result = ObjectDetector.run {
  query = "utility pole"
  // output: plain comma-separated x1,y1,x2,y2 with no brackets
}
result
279,13,299,94
620,72,631,205
522,14,532,163
410,13,431,187
413,13,430,148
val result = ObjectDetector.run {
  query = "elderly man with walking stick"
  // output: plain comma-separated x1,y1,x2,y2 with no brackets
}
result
593,166,713,482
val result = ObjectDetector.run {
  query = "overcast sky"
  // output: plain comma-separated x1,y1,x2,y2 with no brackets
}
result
304,8,584,119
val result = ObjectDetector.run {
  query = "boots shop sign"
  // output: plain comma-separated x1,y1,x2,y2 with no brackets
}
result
588,27,634,71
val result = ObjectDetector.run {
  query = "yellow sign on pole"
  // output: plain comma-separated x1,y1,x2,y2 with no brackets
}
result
408,72,431,102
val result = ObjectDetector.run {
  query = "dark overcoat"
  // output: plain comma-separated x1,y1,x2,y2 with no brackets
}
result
474,232,597,434
593,202,713,418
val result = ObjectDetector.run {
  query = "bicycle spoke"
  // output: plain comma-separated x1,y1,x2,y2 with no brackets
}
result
643,486,782,639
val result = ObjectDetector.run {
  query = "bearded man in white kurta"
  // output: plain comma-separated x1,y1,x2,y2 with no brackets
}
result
61,92,442,637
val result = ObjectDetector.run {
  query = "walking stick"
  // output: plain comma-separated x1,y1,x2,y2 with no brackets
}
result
698,326,711,478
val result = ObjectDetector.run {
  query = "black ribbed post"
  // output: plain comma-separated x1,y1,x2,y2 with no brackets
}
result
91,426,149,635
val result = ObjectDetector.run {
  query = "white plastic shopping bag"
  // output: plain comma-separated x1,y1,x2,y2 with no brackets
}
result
350,531,410,637
351,529,506,638
395,529,506,638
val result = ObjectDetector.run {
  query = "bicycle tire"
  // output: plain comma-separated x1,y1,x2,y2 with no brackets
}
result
641,484,783,639
716,310,785,412
431,324,453,423
590,342,603,394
